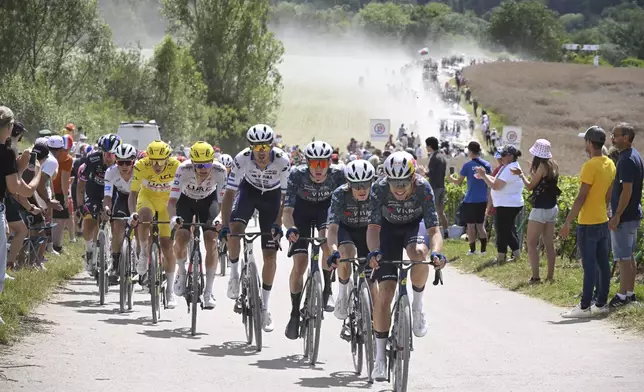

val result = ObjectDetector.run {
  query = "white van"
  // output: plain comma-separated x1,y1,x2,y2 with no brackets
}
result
117,120,161,150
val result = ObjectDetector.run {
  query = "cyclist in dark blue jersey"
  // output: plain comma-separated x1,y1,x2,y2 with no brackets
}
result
283,141,346,340
326,159,376,320
366,151,446,381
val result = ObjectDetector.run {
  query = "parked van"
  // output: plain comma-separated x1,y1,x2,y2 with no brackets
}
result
117,120,161,150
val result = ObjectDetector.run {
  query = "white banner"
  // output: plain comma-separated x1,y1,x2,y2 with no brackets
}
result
370,119,390,141
582,44,600,51
502,126,522,149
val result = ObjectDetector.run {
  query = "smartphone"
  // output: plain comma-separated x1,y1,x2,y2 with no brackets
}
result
28,151,37,170
449,167,455,175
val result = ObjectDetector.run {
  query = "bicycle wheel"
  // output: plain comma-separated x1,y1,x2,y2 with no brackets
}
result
242,265,253,345
119,238,129,313
392,295,412,392
219,243,227,276
306,270,323,365
127,238,135,311
360,283,375,383
247,261,263,352
350,288,363,375
150,242,161,324
98,232,107,305
190,247,201,336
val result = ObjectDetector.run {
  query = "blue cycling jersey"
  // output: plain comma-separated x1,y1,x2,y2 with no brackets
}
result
327,184,370,228
284,165,346,207
368,173,439,228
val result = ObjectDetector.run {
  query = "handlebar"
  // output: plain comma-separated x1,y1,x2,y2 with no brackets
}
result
286,237,327,258
229,232,269,243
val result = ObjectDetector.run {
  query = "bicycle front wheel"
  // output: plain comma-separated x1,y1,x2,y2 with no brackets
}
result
150,242,161,324
219,243,227,276
392,295,412,392
247,261,263,352
190,248,201,336
350,287,363,375
98,232,107,305
119,238,129,313
360,283,375,383
306,271,323,365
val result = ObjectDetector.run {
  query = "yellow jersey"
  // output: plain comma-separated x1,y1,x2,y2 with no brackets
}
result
131,156,180,198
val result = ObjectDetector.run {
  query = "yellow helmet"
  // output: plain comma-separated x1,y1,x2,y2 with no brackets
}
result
189,141,214,163
146,140,171,160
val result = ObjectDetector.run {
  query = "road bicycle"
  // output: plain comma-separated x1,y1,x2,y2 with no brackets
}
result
287,232,327,365
182,222,215,336
94,215,112,306
218,238,228,276
137,214,170,324
112,217,136,313
230,232,265,351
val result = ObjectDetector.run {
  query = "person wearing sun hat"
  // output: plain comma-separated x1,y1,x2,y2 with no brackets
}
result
512,139,560,283
48,135,74,253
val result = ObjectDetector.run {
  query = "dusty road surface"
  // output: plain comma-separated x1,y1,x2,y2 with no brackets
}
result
2,235,643,392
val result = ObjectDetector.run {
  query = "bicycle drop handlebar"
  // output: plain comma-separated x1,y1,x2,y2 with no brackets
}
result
286,237,327,258
373,259,449,286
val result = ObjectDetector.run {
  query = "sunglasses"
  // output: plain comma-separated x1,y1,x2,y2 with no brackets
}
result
151,159,167,167
308,159,329,169
349,181,372,191
117,160,134,167
388,178,412,189
194,163,213,169
250,143,271,152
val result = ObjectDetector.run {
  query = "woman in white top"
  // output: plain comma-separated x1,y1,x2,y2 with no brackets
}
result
475,145,525,264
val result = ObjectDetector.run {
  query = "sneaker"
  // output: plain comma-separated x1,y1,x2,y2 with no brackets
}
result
371,359,387,382
85,251,95,272
174,272,187,296
166,291,177,309
412,309,428,337
285,314,300,340
511,249,521,260
227,276,240,299
262,309,274,332
203,292,216,310
591,303,609,316
333,294,350,320
4,273,15,281
609,294,629,309
561,304,592,319
627,293,637,303
466,251,477,256
323,291,335,312
136,253,148,276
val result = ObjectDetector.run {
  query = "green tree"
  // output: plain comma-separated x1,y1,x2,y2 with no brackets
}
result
356,2,412,36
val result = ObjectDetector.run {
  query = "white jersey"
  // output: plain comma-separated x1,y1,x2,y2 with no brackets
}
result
104,164,132,196
170,160,227,201
226,147,290,194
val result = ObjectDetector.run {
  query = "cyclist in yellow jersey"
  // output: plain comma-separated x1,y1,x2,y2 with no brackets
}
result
128,140,181,308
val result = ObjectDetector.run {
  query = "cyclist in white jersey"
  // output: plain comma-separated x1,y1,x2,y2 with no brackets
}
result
103,143,136,283
168,142,227,309
219,124,290,333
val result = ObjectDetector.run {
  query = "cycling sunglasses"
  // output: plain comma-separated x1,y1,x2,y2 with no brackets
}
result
250,143,271,152
349,181,372,191
194,163,213,169
117,160,134,167
388,178,412,188
150,159,167,167
308,159,329,169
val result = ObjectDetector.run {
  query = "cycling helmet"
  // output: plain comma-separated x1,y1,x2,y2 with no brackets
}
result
304,141,333,160
246,124,274,144
383,151,415,179
81,144,93,157
100,133,122,153
345,159,376,183
189,141,215,163
146,140,171,160
115,143,137,161
219,153,234,168
97,135,105,147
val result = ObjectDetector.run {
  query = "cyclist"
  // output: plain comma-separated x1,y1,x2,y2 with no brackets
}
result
76,134,121,274
218,154,234,176
326,159,376,321
219,124,290,333
366,151,446,381
103,143,137,284
168,142,227,310
283,140,345,340
128,140,180,308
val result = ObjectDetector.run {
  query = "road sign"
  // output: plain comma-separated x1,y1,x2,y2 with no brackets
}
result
370,119,390,141
502,126,522,149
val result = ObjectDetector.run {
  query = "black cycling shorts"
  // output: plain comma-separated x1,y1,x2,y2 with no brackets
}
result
82,197,103,218
338,223,372,276
374,219,426,283
53,193,70,219
230,180,281,250
4,195,24,223
176,192,219,232
112,191,130,218
290,197,330,256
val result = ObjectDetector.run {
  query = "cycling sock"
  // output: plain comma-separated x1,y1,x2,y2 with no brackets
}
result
205,269,216,294
323,269,332,294
480,238,488,253
176,257,187,275
262,283,272,310
412,285,425,311
290,292,302,317
230,258,239,277
375,331,389,361
469,242,476,253
111,252,121,270
166,272,175,294
338,280,349,299
85,240,94,253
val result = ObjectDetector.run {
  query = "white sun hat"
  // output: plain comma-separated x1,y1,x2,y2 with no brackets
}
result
528,139,553,159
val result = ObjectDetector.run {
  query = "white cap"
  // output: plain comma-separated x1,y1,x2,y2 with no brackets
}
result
47,135,65,149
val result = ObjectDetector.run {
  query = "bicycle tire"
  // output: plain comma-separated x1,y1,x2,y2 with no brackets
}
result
301,276,311,356
308,271,324,365
190,246,201,336
247,261,263,352
150,242,161,324
127,238,135,311
219,243,227,276
360,283,375,383
98,232,107,305
393,295,412,392
119,238,128,313
350,288,363,375
241,265,253,345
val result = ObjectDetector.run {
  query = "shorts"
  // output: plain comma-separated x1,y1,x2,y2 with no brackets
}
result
4,195,25,223
338,223,372,276
112,191,130,218
230,180,281,250
176,192,219,232
26,196,45,227
136,192,171,238
462,202,487,224
433,188,445,207
71,182,78,209
610,219,639,261
528,206,558,224
375,219,426,283
53,193,70,219
82,197,103,219
291,197,331,256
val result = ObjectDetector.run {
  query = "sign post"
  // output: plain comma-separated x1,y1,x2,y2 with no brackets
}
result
502,126,522,149
370,119,390,142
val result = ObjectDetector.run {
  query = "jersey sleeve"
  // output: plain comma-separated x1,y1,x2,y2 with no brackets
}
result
169,164,186,200
368,182,385,226
103,165,116,198
78,163,88,182
226,151,247,191
284,169,300,208
327,187,345,226
420,180,440,229
131,160,144,192
280,155,291,193
214,163,227,203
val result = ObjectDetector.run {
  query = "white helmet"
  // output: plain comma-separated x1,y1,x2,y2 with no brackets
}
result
384,151,415,179
219,153,234,168
246,124,274,144
115,143,137,160
304,141,333,159
345,159,375,183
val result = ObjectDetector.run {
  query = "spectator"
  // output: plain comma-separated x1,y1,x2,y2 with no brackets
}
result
397,124,405,140
48,136,73,253
449,141,490,255
425,137,448,237
476,145,525,264
607,123,642,308
513,139,560,282
485,148,504,221
472,97,478,116
559,126,616,318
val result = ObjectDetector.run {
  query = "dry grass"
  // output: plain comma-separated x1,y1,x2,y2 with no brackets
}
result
463,62,644,174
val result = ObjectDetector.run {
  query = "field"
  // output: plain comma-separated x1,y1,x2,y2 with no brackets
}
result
463,61,644,174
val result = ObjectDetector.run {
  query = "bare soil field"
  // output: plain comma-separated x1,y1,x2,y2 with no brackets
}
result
463,61,644,174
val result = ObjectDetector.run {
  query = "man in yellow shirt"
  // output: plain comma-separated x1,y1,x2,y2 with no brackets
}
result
128,140,181,308
559,126,616,318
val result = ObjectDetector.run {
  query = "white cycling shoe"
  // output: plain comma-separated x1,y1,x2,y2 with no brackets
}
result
166,290,177,309
412,309,428,337
371,359,387,381
203,292,216,310
262,309,274,332
174,272,186,296
227,276,240,299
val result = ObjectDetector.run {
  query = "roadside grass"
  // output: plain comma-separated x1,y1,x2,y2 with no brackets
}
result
443,239,644,333
0,240,84,345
